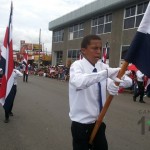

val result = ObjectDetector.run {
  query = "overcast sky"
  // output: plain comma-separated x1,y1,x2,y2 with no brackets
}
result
0,0,96,52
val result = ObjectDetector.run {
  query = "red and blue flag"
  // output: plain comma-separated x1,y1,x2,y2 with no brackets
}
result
0,2,14,112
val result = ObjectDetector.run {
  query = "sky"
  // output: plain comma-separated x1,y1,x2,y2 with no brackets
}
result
0,0,96,53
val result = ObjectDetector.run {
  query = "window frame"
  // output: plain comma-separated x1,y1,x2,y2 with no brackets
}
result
91,13,112,35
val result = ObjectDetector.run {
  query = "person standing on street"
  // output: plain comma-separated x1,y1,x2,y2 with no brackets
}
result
22,63,28,82
69,34,127,150
4,69,23,123
133,70,145,103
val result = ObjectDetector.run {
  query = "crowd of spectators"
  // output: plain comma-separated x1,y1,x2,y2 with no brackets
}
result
16,64,70,82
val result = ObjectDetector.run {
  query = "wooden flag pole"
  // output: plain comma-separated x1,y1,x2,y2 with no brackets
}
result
89,61,129,145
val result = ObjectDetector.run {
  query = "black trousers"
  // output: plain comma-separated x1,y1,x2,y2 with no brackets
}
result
134,81,144,101
4,84,17,119
71,121,108,150
23,71,28,82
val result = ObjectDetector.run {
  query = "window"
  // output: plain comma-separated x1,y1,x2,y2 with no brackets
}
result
56,51,63,65
124,1,149,29
67,49,80,62
121,46,129,59
53,29,64,43
68,23,84,40
91,13,112,35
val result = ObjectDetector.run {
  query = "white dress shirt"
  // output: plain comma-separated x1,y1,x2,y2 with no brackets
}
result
13,69,23,85
136,70,144,82
69,58,109,124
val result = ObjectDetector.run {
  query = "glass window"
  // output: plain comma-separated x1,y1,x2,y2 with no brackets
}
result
144,2,149,12
130,6,136,16
79,23,83,29
53,29,64,43
68,50,72,58
137,3,143,14
67,49,80,61
92,18,97,26
91,27,97,34
74,25,78,31
69,27,73,32
73,31,78,39
125,7,130,17
91,13,112,35
106,14,112,22
79,30,83,37
72,50,77,58
98,16,104,24
124,2,149,29
98,25,104,34
135,15,144,27
124,17,135,29
121,46,129,59
104,23,111,33
68,23,84,40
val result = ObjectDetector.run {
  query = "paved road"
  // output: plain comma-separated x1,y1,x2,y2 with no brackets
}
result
0,75,150,150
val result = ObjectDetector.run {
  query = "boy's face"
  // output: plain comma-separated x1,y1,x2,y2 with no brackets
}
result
81,39,102,65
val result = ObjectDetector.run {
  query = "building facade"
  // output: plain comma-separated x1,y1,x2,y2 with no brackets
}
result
49,0,149,67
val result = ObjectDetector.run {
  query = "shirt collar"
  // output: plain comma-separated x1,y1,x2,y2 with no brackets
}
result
82,57,97,71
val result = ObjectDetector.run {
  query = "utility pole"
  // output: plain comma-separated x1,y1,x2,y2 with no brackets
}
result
38,28,41,68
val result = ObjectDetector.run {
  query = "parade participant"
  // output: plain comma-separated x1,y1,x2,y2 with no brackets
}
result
69,34,127,150
4,69,23,123
133,70,145,103
22,63,28,82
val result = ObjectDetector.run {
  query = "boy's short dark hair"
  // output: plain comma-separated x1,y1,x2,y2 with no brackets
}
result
81,34,101,48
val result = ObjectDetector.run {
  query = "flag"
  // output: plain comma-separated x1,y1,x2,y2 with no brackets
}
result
125,2,150,77
79,52,83,60
0,2,14,112
102,42,108,64
23,51,28,74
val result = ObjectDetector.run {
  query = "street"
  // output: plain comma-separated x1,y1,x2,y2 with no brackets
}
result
0,75,150,150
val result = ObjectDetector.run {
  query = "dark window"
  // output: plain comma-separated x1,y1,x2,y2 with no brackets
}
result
69,23,84,39
137,3,143,14
98,16,104,24
98,25,104,34
124,2,149,29
135,14,144,27
131,6,136,16
79,30,83,37
92,18,97,26
106,14,112,22
124,17,135,29
68,50,72,58
104,23,111,33
74,25,78,31
67,49,80,61
125,7,130,17
121,46,129,59
144,2,149,12
69,27,73,32
72,50,76,58
73,31,78,39
91,13,112,34
91,27,97,34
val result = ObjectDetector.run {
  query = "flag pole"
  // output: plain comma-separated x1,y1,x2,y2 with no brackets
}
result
38,28,41,68
89,61,129,145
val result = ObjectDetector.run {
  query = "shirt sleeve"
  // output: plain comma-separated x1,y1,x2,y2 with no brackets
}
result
136,70,144,78
15,69,23,77
69,62,108,89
